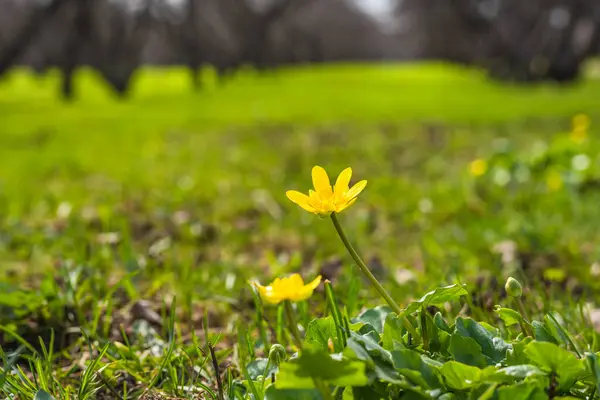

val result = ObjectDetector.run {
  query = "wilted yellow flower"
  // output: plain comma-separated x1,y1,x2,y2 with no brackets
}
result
286,166,367,216
251,274,322,304
469,159,488,177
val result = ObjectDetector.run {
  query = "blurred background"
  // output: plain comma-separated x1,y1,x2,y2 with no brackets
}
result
2,0,600,98
2,0,600,368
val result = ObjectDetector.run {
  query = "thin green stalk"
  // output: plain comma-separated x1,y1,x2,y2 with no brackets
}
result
514,298,534,337
330,212,419,339
283,301,304,351
547,312,582,358
325,280,347,349
251,287,270,351
283,301,333,400
420,308,429,351
276,304,285,343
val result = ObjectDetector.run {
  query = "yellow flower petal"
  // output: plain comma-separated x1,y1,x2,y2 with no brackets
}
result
290,275,322,301
252,282,276,304
306,275,322,290
287,273,305,287
263,292,285,304
253,280,287,304
334,168,352,200
345,180,367,200
286,166,366,216
336,197,357,213
286,190,317,213
289,288,313,302
312,166,333,197
251,275,321,304
308,189,320,202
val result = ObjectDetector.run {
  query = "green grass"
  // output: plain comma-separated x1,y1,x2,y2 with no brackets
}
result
1,62,600,398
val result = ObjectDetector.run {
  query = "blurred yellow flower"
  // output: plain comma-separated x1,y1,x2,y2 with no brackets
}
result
546,170,563,191
570,114,590,144
570,129,587,143
286,166,367,216
572,113,591,131
469,159,488,177
252,274,322,304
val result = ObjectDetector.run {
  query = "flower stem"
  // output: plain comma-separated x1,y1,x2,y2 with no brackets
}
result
283,300,303,351
420,308,429,351
515,298,534,337
330,212,419,340
283,301,333,400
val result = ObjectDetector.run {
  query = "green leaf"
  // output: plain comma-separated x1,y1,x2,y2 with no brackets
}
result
304,317,338,352
345,333,401,384
349,321,379,338
543,314,570,347
470,383,498,400
423,311,446,353
586,353,600,396
497,381,547,400
454,318,511,363
382,313,405,350
246,358,278,380
433,312,451,333
524,341,579,372
524,341,585,390
495,307,525,327
391,348,442,389
276,346,369,389
438,394,458,400
347,331,393,363
342,386,354,400
0,284,44,319
544,313,581,357
506,340,532,365
345,386,389,400
440,361,482,390
265,385,321,400
397,388,432,400
402,285,468,316
448,334,489,368
531,320,557,344
496,364,545,379
356,306,391,334
34,390,57,400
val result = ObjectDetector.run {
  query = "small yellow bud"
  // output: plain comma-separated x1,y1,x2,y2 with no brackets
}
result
327,338,335,353
505,277,523,298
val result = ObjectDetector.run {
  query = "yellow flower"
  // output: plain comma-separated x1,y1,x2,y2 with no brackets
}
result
251,274,322,304
570,127,588,143
570,114,590,144
546,170,563,191
286,166,367,216
469,159,488,177
572,113,590,131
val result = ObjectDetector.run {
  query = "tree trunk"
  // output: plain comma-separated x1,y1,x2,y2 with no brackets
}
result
0,0,69,76
61,66,75,100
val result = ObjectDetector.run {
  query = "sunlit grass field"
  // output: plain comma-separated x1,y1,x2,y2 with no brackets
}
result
1,63,600,398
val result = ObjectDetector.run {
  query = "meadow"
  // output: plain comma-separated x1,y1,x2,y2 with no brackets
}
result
1,63,600,399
